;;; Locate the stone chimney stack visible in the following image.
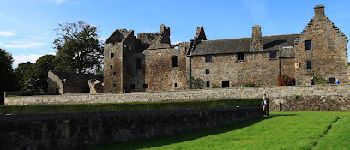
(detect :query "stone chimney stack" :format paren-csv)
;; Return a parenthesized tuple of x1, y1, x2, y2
(250, 25, 263, 51)
(159, 24, 171, 44)
(314, 4, 325, 18)
(194, 26, 207, 42)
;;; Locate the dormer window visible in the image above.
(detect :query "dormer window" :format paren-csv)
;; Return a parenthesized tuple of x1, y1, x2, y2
(205, 55, 213, 63)
(237, 52, 245, 61)
(305, 40, 312, 50)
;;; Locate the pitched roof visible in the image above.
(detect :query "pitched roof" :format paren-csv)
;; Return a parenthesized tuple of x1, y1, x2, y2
(190, 34, 300, 56)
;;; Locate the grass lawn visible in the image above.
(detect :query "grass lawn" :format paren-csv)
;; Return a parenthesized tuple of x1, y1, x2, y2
(91, 112, 350, 150)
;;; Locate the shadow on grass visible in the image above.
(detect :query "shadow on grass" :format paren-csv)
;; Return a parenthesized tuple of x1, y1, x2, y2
(89, 113, 297, 150)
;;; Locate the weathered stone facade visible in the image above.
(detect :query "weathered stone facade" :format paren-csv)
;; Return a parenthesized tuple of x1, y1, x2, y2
(47, 71, 103, 95)
(104, 5, 348, 93)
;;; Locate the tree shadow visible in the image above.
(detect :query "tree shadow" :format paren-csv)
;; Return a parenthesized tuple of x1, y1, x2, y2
(89, 113, 297, 150)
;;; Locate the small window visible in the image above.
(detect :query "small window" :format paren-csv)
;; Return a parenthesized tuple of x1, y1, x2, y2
(174, 83, 178, 87)
(130, 84, 136, 89)
(111, 53, 115, 58)
(172, 56, 178, 67)
(143, 84, 148, 88)
(206, 81, 210, 87)
(205, 55, 213, 63)
(305, 40, 312, 50)
(113, 72, 116, 76)
(113, 83, 116, 87)
(110, 65, 113, 69)
(306, 60, 312, 70)
(328, 77, 335, 84)
(205, 69, 210, 74)
(269, 51, 277, 59)
(136, 57, 142, 69)
(222, 81, 230, 88)
(237, 52, 245, 61)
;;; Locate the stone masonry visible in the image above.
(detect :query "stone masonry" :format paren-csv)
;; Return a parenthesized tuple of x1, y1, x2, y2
(104, 5, 348, 93)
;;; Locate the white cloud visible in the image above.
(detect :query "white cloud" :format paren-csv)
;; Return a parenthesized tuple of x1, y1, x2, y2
(172, 41, 183, 45)
(0, 31, 16, 37)
(13, 54, 42, 68)
(0, 41, 45, 49)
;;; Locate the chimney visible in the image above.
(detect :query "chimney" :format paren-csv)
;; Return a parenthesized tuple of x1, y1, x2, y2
(250, 25, 263, 51)
(314, 4, 325, 17)
(194, 26, 207, 42)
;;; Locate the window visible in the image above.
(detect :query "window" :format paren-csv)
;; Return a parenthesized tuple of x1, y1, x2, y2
(111, 53, 115, 58)
(136, 57, 142, 69)
(237, 52, 245, 61)
(328, 77, 335, 84)
(205, 55, 213, 63)
(269, 51, 277, 59)
(205, 69, 210, 74)
(110, 65, 112, 69)
(113, 72, 116, 76)
(174, 83, 178, 87)
(305, 40, 312, 50)
(222, 81, 230, 88)
(143, 84, 148, 88)
(206, 81, 210, 87)
(306, 60, 312, 70)
(172, 56, 178, 67)
(130, 84, 136, 89)
(113, 83, 116, 87)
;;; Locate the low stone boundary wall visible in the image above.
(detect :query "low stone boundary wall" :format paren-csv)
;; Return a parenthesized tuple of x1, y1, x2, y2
(5, 85, 350, 108)
(0, 106, 262, 150)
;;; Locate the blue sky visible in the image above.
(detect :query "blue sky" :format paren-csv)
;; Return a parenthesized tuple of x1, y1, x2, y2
(0, 0, 349, 67)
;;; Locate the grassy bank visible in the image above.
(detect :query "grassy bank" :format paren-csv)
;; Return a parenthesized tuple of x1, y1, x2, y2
(91, 112, 350, 150)
(0, 99, 260, 115)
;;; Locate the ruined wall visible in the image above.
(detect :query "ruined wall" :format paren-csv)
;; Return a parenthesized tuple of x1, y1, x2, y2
(144, 46, 187, 92)
(190, 52, 294, 87)
(294, 5, 348, 85)
(47, 71, 63, 95)
(0, 107, 262, 150)
(6, 85, 350, 107)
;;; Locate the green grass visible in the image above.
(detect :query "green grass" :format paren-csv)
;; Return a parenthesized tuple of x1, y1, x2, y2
(91, 112, 350, 150)
(0, 99, 260, 115)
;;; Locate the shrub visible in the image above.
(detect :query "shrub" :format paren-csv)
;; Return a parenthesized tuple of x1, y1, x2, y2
(190, 76, 205, 89)
(312, 74, 327, 85)
(242, 82, 256, 87)
(277, 74, 295, 86)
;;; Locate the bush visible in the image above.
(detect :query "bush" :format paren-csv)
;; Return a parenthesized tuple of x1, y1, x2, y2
(190, 76, 205, 89)
(312, 74, 327, 85)
(277, 74, 295, 86)
(242, 82, 256, 87)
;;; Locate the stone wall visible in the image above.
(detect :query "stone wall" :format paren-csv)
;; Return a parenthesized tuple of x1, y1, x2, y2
(5, 85, 350, 110)
(190, 52, 294, 87)
(0, 107, 262, 150)
(144, 46, 187, 92)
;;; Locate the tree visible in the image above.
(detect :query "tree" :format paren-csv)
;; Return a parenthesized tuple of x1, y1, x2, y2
(53, 21, 103, 74)
(15, 62, 34, 90)
(0, 49, 17, 92)
(22, 55, 56, 95)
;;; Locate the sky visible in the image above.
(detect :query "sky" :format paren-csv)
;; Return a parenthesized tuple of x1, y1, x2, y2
(0, 0, 350, 67)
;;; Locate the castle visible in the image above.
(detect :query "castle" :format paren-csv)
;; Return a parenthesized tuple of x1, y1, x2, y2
(103, 4, 348, 93)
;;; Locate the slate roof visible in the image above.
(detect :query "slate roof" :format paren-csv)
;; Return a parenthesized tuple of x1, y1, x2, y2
(190, 34, 300, 56)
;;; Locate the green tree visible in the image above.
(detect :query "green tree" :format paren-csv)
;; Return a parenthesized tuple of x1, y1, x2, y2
(15, 62, 34, 90)
(23, 55, 56, 94)
(0, 49, 17, 92)
(53, 21, 103, 74)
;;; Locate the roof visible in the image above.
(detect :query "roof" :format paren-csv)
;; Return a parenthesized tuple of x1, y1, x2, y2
(190, 34, 300, 56)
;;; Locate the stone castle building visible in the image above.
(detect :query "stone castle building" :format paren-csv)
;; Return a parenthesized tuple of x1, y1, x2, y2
(104, 5, 348, 93)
